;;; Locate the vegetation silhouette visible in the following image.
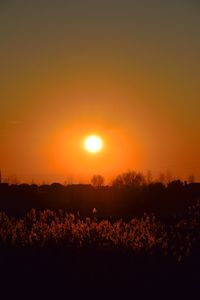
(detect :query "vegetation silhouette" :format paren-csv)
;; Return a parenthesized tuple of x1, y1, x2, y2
(91, 174, 104, 188)
(0, 171, 199, 221)
(0, 171, 200, 297)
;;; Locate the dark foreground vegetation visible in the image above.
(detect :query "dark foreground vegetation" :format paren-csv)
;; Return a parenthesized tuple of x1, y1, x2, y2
(0, 176, 200, 220)
(1, 174, 200, 298)
(0, 201, 200, 298)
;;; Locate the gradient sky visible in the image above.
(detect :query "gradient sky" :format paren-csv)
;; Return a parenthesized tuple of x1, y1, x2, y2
(0, 0, 200, 183)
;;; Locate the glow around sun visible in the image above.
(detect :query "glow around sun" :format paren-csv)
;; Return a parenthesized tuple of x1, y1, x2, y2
(83, 135, 103, 153)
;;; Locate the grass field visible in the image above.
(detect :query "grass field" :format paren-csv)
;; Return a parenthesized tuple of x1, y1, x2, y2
(0, 200, 200, 298)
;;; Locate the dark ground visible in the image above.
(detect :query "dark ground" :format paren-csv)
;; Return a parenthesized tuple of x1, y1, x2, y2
(1, 181, 200, 298)
(0, 247, 199, 299)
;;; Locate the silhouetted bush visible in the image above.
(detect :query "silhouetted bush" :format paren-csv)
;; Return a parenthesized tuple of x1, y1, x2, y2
(0, 199, 200, 262)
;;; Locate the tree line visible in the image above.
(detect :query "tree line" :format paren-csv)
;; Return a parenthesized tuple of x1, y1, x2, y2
(0, 171, 199, 220)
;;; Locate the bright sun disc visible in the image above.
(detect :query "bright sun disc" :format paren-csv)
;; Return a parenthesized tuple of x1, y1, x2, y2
(84, 135, 103, 153)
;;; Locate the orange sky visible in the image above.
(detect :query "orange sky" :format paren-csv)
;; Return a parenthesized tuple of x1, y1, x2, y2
(0, 1, 200, 183)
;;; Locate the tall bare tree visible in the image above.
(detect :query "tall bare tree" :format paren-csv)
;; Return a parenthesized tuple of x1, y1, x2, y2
(91, 175, 104, 188)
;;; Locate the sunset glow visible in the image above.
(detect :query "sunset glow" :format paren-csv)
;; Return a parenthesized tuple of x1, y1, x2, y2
(83, 135, 103, 153)
(0, 1, 199, 183)
(1, 1, 200, 295)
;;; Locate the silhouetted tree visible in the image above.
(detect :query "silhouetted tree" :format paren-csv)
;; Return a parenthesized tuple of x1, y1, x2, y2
(112, 171, 145, 188)
(166, 170, 173, 184)
(158, 172, 166, 185)
(188, 174, 195, 184)
(91, 175, 104, 188)
(167, 180, 184, 191)
(146, 170, 153, 184)
(157, 171, 173, 185)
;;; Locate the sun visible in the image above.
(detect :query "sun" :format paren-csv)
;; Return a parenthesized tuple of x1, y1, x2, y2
(83, 135, 103, 153)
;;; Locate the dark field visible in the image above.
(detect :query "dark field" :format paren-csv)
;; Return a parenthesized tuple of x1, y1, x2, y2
(0, 181, 200, 298)
(1, 247, 200, 299)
